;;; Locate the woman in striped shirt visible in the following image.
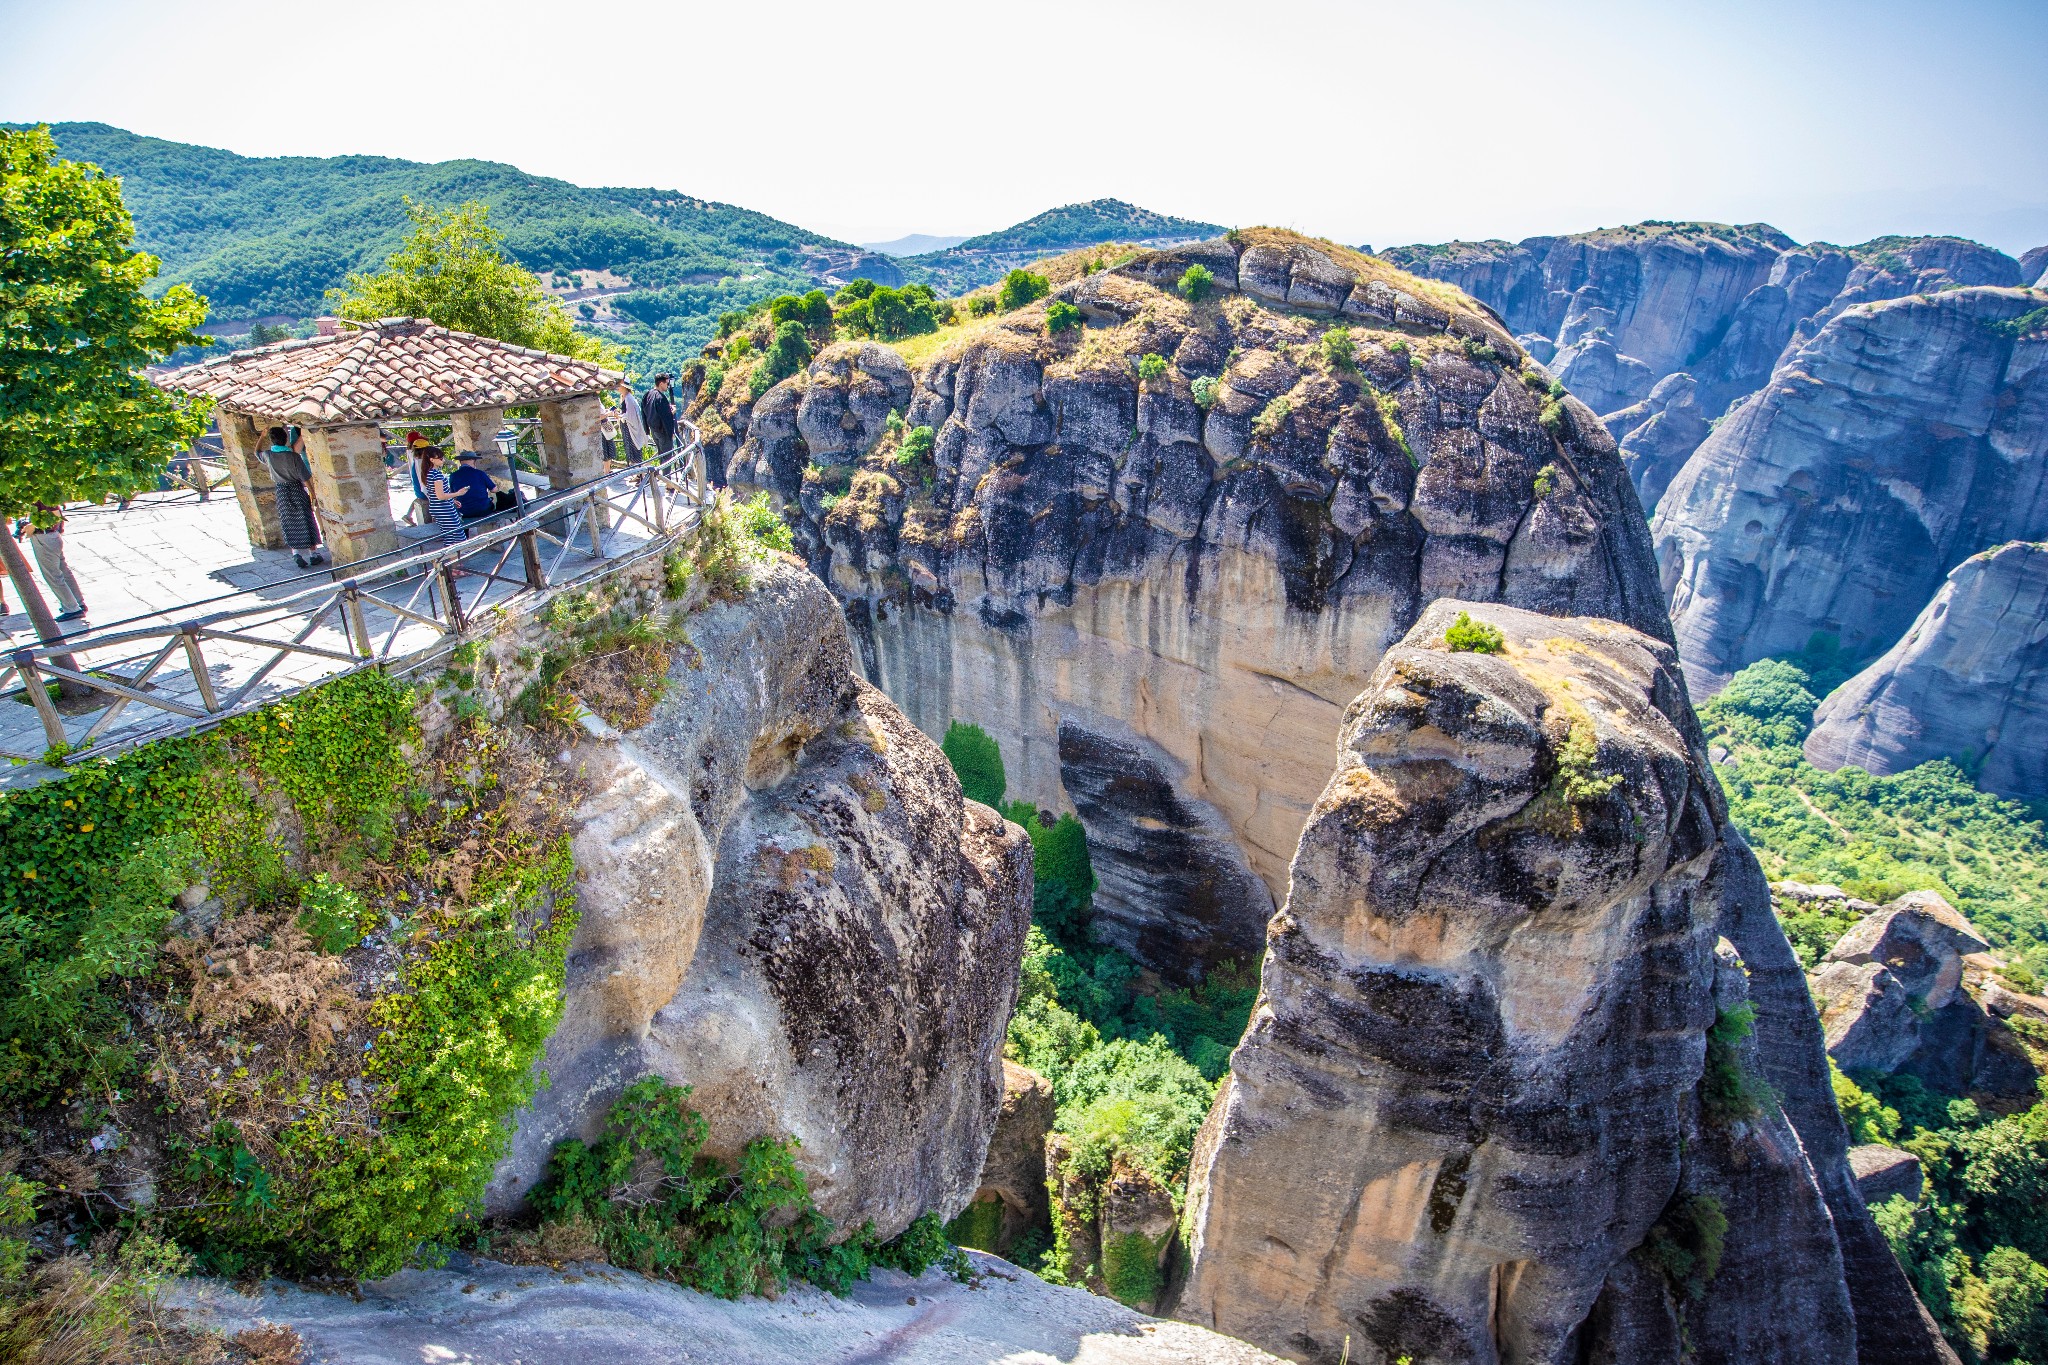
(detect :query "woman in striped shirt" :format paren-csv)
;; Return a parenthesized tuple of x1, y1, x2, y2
(414, 445, 467, 548)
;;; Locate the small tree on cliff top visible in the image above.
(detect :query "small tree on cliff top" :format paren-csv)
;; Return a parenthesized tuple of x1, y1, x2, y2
(329, 199, 619, 365)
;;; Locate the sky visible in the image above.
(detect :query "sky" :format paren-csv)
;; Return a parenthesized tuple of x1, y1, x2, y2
(4, 0, 2047, 254)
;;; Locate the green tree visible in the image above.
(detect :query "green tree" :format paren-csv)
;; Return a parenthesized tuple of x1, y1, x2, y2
(942, 722, 1006, 807)
(0, 126, 211, 656)
(997, 269, 1050, 312)
(328, 199, 617, 364)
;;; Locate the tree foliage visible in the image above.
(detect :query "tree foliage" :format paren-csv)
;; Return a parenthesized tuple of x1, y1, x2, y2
(941, 722, 1006, 807)
(0, 126, 211, 520)
(328, 199, 618, 364)
(996, 269, 1050, 312)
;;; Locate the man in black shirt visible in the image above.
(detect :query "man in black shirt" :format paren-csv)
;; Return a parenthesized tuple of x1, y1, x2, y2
(640, 373, 678, 454)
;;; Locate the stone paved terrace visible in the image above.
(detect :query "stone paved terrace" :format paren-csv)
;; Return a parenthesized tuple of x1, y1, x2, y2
(1, 457, 696, 787)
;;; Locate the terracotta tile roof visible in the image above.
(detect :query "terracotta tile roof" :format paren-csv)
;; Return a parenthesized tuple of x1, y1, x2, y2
(162, 318, 621, 425)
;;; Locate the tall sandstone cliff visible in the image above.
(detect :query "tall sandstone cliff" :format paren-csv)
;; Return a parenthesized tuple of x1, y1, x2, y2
(485, 560, 1034, 1237)
(1174, 601, 1947, 1365)
(1804, 540, 2048, 802)
(1385, 226, 2025, 512)
(1651, 286, 2048, 693)
(709, 231, 1668, 981)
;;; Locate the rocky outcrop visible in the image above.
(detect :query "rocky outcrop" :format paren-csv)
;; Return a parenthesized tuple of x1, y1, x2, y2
(705, 230, 1671, 981)
(1173, 599, 1884, 1365)
(1652, 286, 2048, 692)
(1807, 890, 2041, 1102)
(486, 560, 1034, 1239)
(956, 1060, 1055, 1253)
(1605, 372, 1713, 512)
(1851, 1146, 1924, 1207)
(1385, 226, 2027, 510)
(1805, 540, 2048, 802)
(172, 1248, 1289, 1365)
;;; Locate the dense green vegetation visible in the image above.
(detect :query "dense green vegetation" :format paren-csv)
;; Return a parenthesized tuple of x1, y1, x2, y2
(939, 725, 1256, 1293)
(904, 199, 1222, 293)
(523, 1076, 966, 1298)
(30, 121, 850, 373)
(1701, 658, 2048, 973)
(1707, 657, 2048, 1358)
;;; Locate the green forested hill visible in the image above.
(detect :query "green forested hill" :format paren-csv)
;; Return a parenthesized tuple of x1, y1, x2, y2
(900, 198, 1223, 293)
(29, 122, 891, 373)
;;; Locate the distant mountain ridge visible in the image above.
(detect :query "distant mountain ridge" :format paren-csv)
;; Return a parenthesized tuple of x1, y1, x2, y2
(861, 233, 970, 257)
(900, 198, 1224, 293)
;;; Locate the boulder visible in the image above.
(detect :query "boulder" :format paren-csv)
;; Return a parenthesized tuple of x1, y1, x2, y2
(1174, 600, 1860, 1365)
(1850, 1145, 1925, 1207)
(486, 561, 1034, 1240)
(1805, 540, 2048, 803)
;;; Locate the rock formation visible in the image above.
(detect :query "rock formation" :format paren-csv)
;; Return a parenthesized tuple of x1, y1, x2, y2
(1805, 889, 2041, 1102)
(705, 230, 1671, 981)
(1172, 599, 1917, 1365)
(1385, 226, 2027, 512)
(486, 559, 1034, 1239)
(1849, 1145, 1924, 1207)
(1652, 286, 2048, 692)
(1805, 540, 2048, 802)
(953, 1059, 1056, 1253)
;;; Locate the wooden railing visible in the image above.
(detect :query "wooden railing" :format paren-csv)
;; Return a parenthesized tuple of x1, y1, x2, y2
(2, 423, 707, 771)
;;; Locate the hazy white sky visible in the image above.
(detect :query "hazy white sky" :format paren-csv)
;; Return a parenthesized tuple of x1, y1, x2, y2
(5, 0, 2046, 252)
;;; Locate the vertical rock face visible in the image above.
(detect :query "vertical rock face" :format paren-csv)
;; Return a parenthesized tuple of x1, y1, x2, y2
(1386, 226, 2026, 511)
(1804, 541, 2048, 802)
(1652, 287, 2048, 692)
(709, 231, 1672, 981)
(488, 561, 1034, 1239)
(1174, 600, 1888, 1365)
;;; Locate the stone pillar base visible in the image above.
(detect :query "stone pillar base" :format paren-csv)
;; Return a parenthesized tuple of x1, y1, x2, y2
(218, 409, 285, 551)
(304, 422, 400, 565)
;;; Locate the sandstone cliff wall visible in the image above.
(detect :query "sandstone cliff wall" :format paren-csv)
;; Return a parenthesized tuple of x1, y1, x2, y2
(487, 560, 1034, 1239)
(1652, 286, 2048, 693)
(1805, 540, 2048, 801)
(1173, 600, 1944, 1365)
(709, 232, 1670, 982)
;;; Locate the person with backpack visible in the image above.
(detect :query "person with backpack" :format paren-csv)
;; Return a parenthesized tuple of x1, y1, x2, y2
(640, 373, 678, 455)
(264, 426, 327, 568)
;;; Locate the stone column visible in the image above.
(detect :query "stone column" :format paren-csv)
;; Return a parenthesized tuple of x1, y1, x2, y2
(217, 409, 285, 550)
(537, 395, 607, 490)
(302, 422, 399, 565)
(450, 406, 511, 483)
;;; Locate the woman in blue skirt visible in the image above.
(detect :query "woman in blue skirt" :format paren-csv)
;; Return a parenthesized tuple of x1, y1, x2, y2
(414, 445, 467, 548)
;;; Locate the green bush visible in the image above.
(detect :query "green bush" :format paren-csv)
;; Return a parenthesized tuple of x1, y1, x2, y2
(1001, 801, 1097, 945)
(1190, 376, 1221, 409)
(1320, 327, 1355, 370)
(1252, 396, 1291, 439)
(840, 282, 944, 341)
(1643, 1194, 1729, 1301)
(895, 424, 936, 466)
(1460, 336, 1502, 365)
(1701, 1002, 1770, 1123)
(1046, 300, 1082, 333)
(1533, 463, 1557, 498)
(997, 269, 1050, 312)
(1177, 264, 1213, 303)
(1052, 1035, 1213, 1189)
(733, 490, 794, 554)
(1834, 1062, 1900, 1144)
(1443, 611, 1504, 654)
(1374, 390, 1416, 466)
(1136, 353, 1168, 381)
(942, 722, 1006, 806)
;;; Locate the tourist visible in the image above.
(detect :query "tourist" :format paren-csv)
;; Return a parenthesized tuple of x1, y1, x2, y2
(615, 377, 650, 461)
(414, 445, 466, 548)
(265, 426, 327, 568)
(449, 451, 510, 520)
(641, 373, 678, 455)
(15, 504, 87, 622)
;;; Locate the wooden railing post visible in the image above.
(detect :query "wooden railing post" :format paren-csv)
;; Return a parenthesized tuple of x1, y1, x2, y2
(519, 529, 545, 588)
(435, 560, 465, 633)
(584, 492, 608, 561)
(180, 627, 221, 713)
(342, 584, 374, 659)
(646, 467, 667, 533)
(13, 651, 66, 751)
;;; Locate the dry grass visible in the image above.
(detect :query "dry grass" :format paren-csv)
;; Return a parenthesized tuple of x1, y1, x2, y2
(167, 913, 361, 1058)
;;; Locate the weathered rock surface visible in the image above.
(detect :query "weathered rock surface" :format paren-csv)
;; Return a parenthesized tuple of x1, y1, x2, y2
(1386, 226, 2026, 509)
(1851, 1145, 1925, 1207)
(486, 559, 1034, 1239)
(1652, 286, 2048, 692)
(960, 1059, 1055, 1252)
(1805, 540, 2048, 801)
(1173, 600, 1872, 1365)
(706, 230, 1671, 981)
(170, 1250, 1288, 1365)
(1808, 891, 2040, 1102)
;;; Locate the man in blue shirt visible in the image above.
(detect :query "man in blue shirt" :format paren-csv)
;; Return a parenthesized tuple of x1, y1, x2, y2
(449, 451, 507, 520)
